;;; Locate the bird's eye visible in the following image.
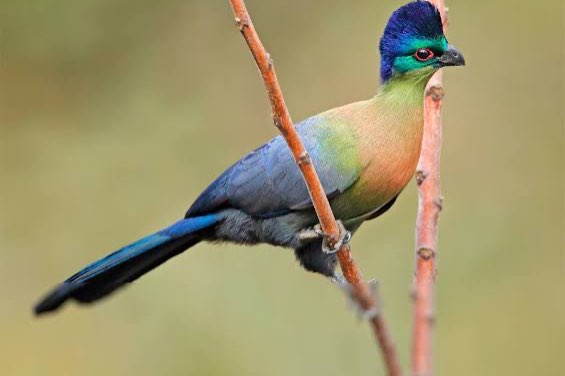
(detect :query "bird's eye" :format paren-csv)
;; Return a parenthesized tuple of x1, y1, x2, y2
(414, 48, 434, 62)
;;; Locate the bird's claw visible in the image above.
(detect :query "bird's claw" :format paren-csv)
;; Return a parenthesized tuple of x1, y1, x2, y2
(321, 220, 351, 254)
(331, 275, 380, 320)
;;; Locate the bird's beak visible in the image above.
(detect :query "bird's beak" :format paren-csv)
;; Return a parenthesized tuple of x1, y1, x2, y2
(438, 45, 465, 67)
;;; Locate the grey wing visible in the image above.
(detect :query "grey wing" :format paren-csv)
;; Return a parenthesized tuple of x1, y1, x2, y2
(186, 117, 360, 218)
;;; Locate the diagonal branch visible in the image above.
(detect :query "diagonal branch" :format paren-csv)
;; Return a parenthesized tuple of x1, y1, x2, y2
(412, 1, 448, 375)
(227, 1, 402, 375)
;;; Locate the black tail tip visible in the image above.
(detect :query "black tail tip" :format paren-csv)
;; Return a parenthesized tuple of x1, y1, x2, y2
(34, 283, 76, 316)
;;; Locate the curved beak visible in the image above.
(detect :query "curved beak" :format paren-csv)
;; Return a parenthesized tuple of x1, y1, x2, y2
(438, 45, 465, 67)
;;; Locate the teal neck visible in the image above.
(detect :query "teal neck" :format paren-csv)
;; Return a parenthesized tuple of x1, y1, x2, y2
(377, 67, 437, 108)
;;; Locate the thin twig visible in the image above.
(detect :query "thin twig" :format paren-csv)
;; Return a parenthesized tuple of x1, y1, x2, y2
(412, 1, 448, 376)
(227, 1, 402, 375)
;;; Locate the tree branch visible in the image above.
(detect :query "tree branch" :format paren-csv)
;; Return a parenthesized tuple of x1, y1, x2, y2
(227, 1, 402, 375)
(412, 1, 448, 375)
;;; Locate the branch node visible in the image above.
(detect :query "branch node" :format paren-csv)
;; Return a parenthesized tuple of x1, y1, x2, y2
(272, 114, 282, 129)
(297, 151, 311, 166)
(417, 248, 435, 261)
(363, 279, 382, 320)
(234, 17, 248, 31)
(266, 53, 273, 68)
(363, 306, 381, 321)
(426, 85, 444, 102)
(434, 196, 444, 211)
(415, 170, 428, 186)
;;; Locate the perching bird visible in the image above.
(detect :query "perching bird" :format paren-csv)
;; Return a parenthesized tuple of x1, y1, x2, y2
(35, 1, 464, 315)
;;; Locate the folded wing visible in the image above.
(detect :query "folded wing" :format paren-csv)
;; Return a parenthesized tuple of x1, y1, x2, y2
(186, 116, 361, 218)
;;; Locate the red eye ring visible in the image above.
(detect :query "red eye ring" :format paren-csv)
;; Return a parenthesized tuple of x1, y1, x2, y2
(414, 48, 434, 62)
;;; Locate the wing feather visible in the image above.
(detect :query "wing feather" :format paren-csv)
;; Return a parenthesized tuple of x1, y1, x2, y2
(186, 116, 361, 218)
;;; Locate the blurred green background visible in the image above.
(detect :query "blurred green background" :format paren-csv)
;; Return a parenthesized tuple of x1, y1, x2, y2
(1, 0, 563, 375)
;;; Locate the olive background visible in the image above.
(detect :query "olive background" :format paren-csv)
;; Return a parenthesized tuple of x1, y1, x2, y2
(1, 1, 563, 375)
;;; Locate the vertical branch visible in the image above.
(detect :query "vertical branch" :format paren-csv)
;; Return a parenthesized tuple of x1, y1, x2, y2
(227, 1, 402, 375)
(412, 1, 448, 376)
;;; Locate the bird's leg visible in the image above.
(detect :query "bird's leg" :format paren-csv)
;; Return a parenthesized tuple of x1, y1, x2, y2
(295, 224, 325, 241)
(330, 274, 380, 320)
(296, 220, 351, 254)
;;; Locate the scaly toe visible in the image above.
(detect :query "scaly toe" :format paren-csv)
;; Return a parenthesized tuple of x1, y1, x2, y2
(322, 238, 341, 254)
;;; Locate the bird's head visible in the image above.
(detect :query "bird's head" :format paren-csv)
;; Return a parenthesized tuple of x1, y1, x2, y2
(379, 1, 465, 84)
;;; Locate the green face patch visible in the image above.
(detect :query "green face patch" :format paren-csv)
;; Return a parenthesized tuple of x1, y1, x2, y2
(392, 36, 448, 75)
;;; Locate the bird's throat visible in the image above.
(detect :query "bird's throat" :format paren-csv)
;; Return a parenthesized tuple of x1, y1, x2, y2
(379, 67, 437, 107)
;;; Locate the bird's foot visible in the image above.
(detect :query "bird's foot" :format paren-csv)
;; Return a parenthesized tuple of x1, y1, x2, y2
(296, 220, 351, 254)
(330, 275, 380, 320)
(320, 220, 351, 254)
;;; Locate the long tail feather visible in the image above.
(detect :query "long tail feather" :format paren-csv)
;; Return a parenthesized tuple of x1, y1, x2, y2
(34, 214, 218, 315)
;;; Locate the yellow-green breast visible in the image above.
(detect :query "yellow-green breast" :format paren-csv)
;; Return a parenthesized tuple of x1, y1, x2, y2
(322, 70, 432, 220)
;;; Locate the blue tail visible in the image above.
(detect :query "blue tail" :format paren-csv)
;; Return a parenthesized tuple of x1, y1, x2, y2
(34, 214, 218, 315)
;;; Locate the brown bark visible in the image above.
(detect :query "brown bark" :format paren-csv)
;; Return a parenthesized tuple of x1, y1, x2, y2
(412, 1, 448, 376)
(227, 1, 402, 375)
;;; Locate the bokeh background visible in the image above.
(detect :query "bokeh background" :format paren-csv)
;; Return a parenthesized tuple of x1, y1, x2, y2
(1, 0, 563, 375)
